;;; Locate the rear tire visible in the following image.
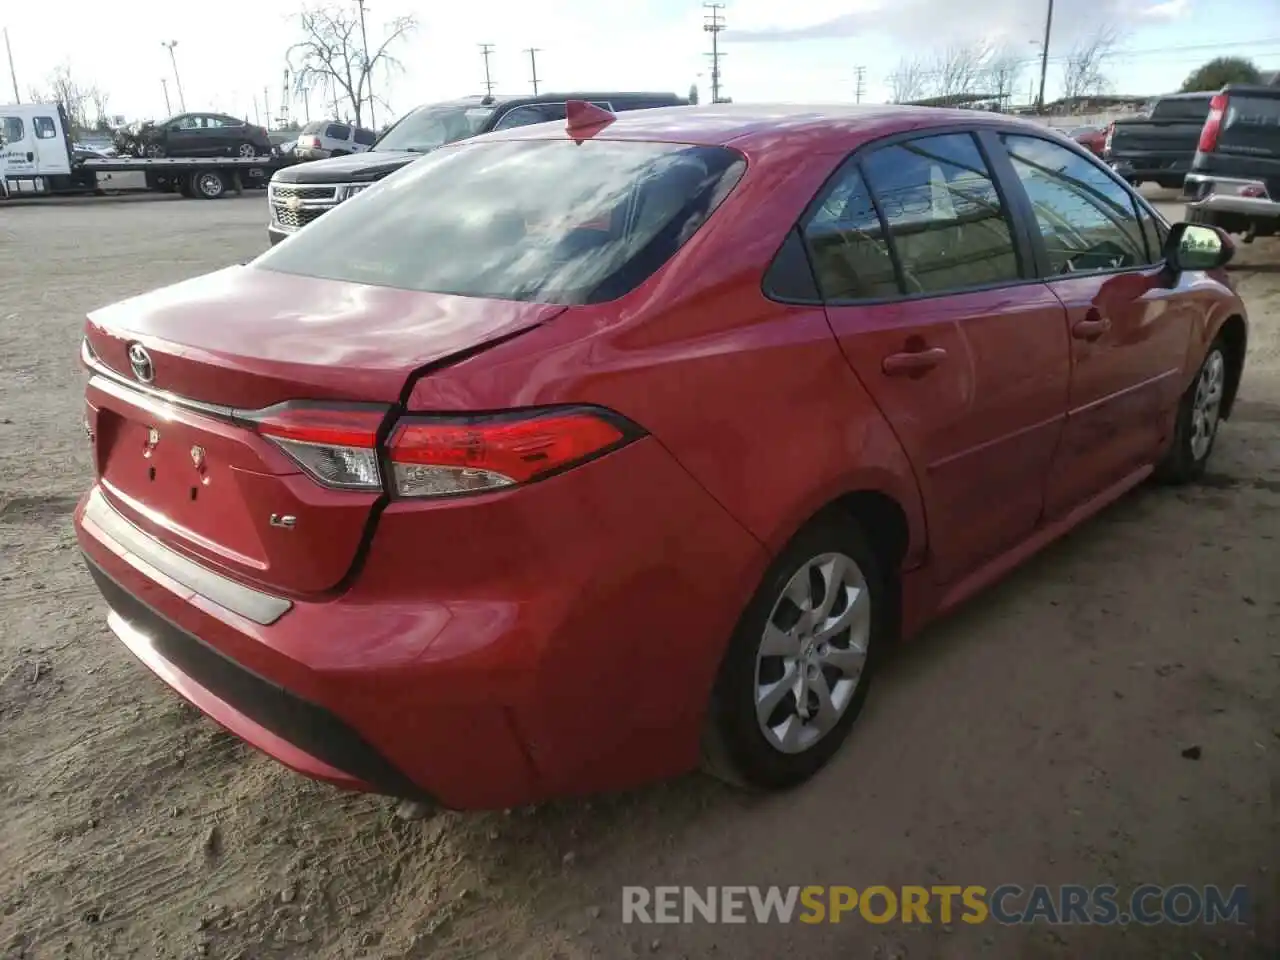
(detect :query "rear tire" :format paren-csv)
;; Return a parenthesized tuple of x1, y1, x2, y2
(1155, 337, 1227, 485)
(235, 142, 257, 159)
(701, 512, 885, 791)
(191, 171, 226, 200)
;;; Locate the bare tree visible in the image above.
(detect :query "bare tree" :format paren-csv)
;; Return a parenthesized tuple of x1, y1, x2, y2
(289, 4, 417, 127)
(28, 63, 103, 134)
(889, 56, 928, 103)
(929, 41, 992, 99)
(1061, 26, 1121, 101)
(983, 45, 1025, 107)
(90, 89, 111, 130)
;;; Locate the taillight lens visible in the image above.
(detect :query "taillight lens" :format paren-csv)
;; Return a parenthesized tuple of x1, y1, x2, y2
(1103, 122, 1114, 153)
(388, 408, 637, 499)
(253, 405, 387, 490)
(1198, 94, 1227, 153)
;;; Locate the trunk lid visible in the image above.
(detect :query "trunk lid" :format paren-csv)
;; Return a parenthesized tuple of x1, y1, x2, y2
(84, 265, 563, 596)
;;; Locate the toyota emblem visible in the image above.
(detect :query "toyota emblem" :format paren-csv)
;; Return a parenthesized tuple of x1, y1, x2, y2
(127, 343, 154, 384)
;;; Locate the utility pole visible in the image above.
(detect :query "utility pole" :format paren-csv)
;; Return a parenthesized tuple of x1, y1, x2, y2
(702, 3, 726, 104)
(264, 85, 271, 128)
(854, 65, 866, 103)
(160, 78, 171, 115)
(478, 44, 496, 96)
(355, 0, 375, 127)
(162, 41, 186, 113)
(1036, 0, 1054, 111)
(281, 68, 290, 125)
(3, 27, 18, 103)
(524, 48, 541, 94)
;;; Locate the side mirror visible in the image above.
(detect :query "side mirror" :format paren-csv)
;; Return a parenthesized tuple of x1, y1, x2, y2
(1164, 221, 1234, 272)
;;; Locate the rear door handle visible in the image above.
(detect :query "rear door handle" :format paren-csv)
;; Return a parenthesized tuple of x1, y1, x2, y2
(882, 347, 948, 376)
(1072, 312, 1111, 341)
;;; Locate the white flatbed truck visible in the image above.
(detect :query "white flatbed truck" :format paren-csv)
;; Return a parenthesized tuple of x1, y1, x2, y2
(1, 103, 282, 200)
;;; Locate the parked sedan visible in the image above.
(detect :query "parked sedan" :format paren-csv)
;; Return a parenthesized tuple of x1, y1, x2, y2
(76, 102, 1246, 810)
(114, 113, 272, 158)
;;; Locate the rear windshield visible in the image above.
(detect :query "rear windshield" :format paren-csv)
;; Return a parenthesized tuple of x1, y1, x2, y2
(300, 121, 327, 134)
(1222, 95, 1280, 139)
(1151, 97, 1211, 121)
(254, 139, 746, 304)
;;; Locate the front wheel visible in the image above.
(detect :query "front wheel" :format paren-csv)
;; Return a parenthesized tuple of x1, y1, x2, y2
(1155, 338, 1227, 484)
(701, 513, 884, 791)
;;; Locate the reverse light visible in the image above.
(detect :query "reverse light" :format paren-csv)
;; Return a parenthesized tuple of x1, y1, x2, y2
(387, 408, 637, 499)
(253, 405, 387, 490)
(1198, 93, 1228, 153)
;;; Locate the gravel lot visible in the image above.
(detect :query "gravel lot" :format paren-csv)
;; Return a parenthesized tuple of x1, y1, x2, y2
(0, 192, 1277, 960)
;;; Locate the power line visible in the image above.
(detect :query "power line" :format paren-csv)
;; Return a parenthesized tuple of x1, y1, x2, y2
(703, 3, 727, 104)
(524, 47, 541, 94)
(478, 43, 496, 97)
(356, 0, 375, 127)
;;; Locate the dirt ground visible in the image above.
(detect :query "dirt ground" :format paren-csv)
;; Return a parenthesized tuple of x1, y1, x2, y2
(0, 191, 1276, 960)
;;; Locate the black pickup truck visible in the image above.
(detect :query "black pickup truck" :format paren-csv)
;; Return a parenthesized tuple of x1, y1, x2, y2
(1182, 83, 1280, 240)
(1106, 91, 1213, 189)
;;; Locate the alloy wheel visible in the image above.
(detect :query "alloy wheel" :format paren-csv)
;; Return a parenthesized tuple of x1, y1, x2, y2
(754, 552, 871, 755)
(1190, 348, 1225, 461)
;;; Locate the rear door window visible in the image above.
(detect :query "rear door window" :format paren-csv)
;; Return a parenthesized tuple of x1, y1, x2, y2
(353, 127, 377, 146)
(860, 132, 1022, 295)
(492, 104, 566, 130)
(254, 139, 746, 304)
(1000, 134, 1150, 273)
(33, 116, 57, 139)
(800, 162, 900, 300)
(325, 123, 352, 141)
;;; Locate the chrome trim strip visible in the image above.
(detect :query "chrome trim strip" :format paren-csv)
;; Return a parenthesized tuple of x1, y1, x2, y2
(83, 340, 238, 420)
(84, 489, 293, 626)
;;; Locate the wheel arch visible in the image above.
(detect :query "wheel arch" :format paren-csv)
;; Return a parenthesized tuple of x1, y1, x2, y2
(1214, 313, 1247, 420)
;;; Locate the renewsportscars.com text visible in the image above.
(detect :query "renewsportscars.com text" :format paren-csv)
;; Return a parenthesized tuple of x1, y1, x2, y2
(622, 884, 1251, 926)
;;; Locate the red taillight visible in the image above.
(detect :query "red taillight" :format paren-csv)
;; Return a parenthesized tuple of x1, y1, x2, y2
(387, 408, 635, 498)
(1198, 93, 1228, 153)
(1103, 122, 1115, 153)
(253, 404, 388, 490)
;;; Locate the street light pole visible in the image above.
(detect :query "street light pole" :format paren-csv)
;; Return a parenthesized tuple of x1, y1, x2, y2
(3, 27, 19, 103)
(160, 78, 171, 115)
(162, 41, 186, 113)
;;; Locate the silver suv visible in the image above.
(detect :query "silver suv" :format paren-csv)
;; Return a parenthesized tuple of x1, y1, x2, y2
(295, 120, 378, 160)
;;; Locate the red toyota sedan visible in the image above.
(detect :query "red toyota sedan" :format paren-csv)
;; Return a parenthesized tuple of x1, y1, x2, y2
(75, 102, 1247, 809)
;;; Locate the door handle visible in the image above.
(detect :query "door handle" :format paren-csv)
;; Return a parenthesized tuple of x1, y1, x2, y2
(1072, 311, 1111, 341)
(882, 347, 948, 376)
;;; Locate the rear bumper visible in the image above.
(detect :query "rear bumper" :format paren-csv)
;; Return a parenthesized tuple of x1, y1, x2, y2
(75, 437, 766, 809)
(1108, 156, 1189, 182)
(1182, 173, 1280, 220)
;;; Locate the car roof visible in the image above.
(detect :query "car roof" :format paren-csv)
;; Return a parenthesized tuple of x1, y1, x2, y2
(480, 102, 1054, 151)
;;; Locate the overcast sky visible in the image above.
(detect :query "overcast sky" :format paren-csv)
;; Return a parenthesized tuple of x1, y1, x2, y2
(3, 0, 1277, 125)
